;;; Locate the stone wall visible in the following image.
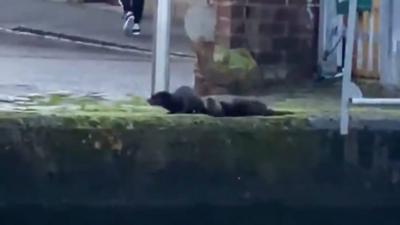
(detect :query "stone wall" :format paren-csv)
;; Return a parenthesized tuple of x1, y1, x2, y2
(1, 114, 400, 209)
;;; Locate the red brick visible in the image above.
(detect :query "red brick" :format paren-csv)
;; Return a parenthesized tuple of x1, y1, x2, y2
(254, 52, 283, 64)
(212, 0, 319, 81)
(259, 22, 287, 36)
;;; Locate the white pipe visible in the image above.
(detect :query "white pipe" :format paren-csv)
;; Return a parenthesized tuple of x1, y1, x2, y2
(151, 0, 172, 94)
(351, 98, 400, 105)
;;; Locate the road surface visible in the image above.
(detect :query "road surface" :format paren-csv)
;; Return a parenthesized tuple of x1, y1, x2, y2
(0, 31, 194, 99)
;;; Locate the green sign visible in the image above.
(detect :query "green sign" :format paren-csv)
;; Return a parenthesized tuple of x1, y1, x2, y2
(336, 0, 372, 15)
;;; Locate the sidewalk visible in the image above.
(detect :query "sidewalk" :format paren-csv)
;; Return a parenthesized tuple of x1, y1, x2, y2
(0, 0, 193, 57)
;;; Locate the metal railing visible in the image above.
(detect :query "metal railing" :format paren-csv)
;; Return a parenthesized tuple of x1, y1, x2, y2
(340, 0, 400, 135)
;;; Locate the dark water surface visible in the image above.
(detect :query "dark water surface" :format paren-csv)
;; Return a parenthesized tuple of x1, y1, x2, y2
(0, 204, 399, 225)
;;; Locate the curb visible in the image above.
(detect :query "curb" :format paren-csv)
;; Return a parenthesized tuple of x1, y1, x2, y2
(1, 26, 195, 60)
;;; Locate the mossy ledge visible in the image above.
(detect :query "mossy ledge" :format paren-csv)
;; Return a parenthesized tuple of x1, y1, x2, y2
(0, 95, 400, 209)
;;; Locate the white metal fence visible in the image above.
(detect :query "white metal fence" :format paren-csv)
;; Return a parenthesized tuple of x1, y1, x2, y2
(336, 0, 400, 135)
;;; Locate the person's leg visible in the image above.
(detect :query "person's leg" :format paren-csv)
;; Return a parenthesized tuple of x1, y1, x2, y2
(132, 0, 144, 23)
(131, 0, 144, 35)
(120, 0, 133, 13)
(120, 0, 135, 35)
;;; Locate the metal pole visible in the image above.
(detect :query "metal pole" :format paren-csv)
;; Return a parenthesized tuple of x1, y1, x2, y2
(151, 0, 172, 94)
(351, 98, 400, 105)
(340, 0, 358, 135)
(318, 0, 328, 64)
(151, 0, 158, 95)
(337, 0, 400, 134)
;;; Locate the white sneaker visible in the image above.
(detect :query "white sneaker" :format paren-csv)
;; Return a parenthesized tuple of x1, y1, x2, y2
(132, 23, 141, 36)
(123, 12, 134, 35)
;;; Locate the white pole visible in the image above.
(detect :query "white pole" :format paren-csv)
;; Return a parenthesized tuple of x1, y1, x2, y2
(151, 0, 172, 94)
(340, 0, 358, 135)
(351, 98, 400, 105)
(151, 0, 158, 94)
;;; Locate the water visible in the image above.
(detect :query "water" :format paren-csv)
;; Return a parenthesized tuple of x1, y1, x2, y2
(0, 204, 399, 225)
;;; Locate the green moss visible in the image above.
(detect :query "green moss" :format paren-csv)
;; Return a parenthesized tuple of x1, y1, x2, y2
(213, 45, 257, 74)
(0, 90, 399, 131)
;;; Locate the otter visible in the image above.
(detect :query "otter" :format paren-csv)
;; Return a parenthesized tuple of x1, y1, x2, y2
(205, 98, 292, 117)
(147, 86, 207, 114)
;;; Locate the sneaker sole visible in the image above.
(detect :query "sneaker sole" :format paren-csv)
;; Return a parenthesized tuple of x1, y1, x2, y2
(123, 17, 135, 35)
(132, 31, 141, 36)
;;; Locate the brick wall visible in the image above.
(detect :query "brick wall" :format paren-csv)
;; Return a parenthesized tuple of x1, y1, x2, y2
(214, 0, 319, 82)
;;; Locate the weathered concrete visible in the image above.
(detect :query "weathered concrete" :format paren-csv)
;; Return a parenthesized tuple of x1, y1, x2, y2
(0, 85, 399, 225)
(0, 93, 400, 210)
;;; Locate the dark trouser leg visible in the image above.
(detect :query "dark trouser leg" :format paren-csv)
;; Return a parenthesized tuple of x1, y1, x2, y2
(120, 0, 133, 13)
(132, 0, 145, 23)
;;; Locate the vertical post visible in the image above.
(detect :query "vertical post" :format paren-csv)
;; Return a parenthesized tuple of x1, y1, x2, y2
(151, 0, 158, 95)
(337, 15, 344, 68)
(340, 0, 358, 135)
(318, 0, 327, 64)
(151, 0, 172, 94)
(379, 0, 389, 81)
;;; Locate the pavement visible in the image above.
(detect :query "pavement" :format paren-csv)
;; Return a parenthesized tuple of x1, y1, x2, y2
(0, 0, 195, 99)
(0, 30, 194, 99)
(0, 0, 193, 57)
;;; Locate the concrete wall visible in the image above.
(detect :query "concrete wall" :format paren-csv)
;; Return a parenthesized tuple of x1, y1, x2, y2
(1, 114, 400, 209)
